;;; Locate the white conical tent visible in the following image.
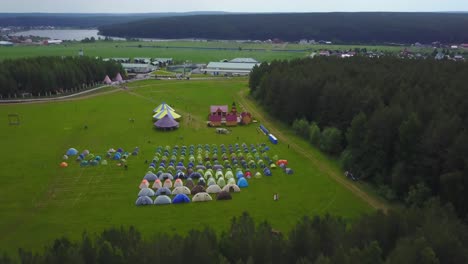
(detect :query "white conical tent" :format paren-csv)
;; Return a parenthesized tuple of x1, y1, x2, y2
(153, 102, 175, 113)
(103, 75, 112, 84)
(115, 73, 123, 82)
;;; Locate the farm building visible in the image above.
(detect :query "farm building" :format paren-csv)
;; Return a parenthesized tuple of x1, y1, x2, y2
(226, 113, 238, 126)
(121, 63, 157, 73)
(229, 58, 259, 63)
(153, 58, 173, 67)
(134, 57, 152, 64)
(108, 58, 131, 63)
(203, 62, 260, 76)
(210, 105, 228, 117)
(0, 41, 13, 46)
(209, 115, 222, 127)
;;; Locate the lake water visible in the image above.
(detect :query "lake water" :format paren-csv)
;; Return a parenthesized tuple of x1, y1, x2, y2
(11, 29, 102, 41)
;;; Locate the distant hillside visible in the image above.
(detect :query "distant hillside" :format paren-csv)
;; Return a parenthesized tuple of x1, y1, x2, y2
(98, 12, 468, 43)
(0, 12, 228, 28)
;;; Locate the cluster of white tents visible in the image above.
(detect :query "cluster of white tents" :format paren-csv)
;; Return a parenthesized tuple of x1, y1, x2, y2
(103, 73, 124, 85)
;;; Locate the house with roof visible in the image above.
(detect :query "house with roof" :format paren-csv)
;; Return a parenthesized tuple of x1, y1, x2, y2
(209, 115, 222, 127)
(210, 105, 228, 117)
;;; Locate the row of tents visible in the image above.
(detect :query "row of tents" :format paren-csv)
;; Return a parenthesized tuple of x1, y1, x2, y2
(136, 191, 232, 206)
(139, 178, 246, 192)
(143, 169, 267, 181)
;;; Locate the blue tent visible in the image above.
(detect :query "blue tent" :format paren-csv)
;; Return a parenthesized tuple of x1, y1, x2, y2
(135, 196, 153, 206)
(144, 172, 158, 181)
(66, 148, 79, 156)
(155, 187, 172, 196)
(237, 177, 249, 188)
(236, 171, 244, 179)
(286, 168, 294, 175)
(172, 193, 191, 204)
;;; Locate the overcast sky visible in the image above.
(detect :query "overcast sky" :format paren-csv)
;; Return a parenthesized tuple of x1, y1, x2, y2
(2, 0, 467, 13)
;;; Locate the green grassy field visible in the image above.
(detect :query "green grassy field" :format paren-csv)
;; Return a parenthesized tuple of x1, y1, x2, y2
(0, 40, 432, 63)
(0, 79, 374, 254)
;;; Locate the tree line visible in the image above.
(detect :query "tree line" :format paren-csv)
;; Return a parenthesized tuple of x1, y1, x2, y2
(1, 201, 466, 263)
(98, 12, 468, 43)
(0, 57, 125, 97)
(249, 57, 468, 217)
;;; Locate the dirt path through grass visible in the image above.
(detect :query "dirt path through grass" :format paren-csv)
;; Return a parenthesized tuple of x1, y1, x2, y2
(236, 89, 388, 213)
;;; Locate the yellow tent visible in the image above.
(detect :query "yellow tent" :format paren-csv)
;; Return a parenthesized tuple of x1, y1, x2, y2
(153, 109, 181, 120)
(153, 102, 175, 113)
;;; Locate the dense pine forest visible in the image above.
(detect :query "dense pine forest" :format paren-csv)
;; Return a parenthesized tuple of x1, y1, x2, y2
(1, 202, 467, 264)
(98, 13, 468, 43)
(0, 57, 124, 97)
(250, 57, 468, 217)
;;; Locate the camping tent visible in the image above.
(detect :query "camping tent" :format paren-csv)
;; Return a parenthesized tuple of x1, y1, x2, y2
(217, 177, 226, 188)
(173, 179, 183, 188)
(154, 112, 180, 130)
(154, 195, 172, 205)
(66, 148, 78, 156)
(216, 191, 232, 201)
(172, 186, 191, 195)
(191, 185, 206, 195)
(138, 188, 155, 197)
(228, 178, 236, 185)
(197, 178, 206, 187)
(254, 172, 262, 178)
(172, 193, 191, 204)
(60, 162, 68, 168)
(237, 177, 249, 188)
(185, 180, 195, 190)
(139, 180, 149, 189)
(155, 187, 172, 196)
(103, 75, 112, 84)
(222, 184, 241, 193)
(225, 171, 234, 179)
(153, 102, 175, 113)
(159, 173, 174, 180)
(206, 184, 222, 194)
(286, 168, 294, 175)
(163, 179, 173, 188)
(115, 73, 123, 82)
(152, 179, 162, 190)
(144, 172, 158, 181)
(192, 192, 213, 202)
(207, 177, 217, 186)
(135, 196, 153, 206)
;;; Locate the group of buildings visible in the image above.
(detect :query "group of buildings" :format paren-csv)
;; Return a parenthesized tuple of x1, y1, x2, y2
(203, 58, 260, 76)
(102, 57, 173, 73)
(208, 103, 252, 127)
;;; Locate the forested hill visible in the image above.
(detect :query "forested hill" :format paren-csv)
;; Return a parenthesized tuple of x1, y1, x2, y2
(0, 12, 228, 28)
(98, 12, 468, 43)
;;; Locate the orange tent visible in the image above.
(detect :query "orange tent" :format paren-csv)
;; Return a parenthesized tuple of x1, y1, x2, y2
(60, 162, 68, 168)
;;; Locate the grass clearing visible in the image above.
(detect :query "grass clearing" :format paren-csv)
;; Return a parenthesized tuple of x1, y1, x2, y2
(0, 79, 373, 254)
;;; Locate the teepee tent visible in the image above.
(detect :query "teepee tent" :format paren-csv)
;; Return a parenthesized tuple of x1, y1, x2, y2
(172, 193, 191, 204)
(192, 192, 213, 202)
(103, 75, 112, 84)
(135, 196, 153, 206)
(154, 195, 172, 205)
(163, 179, 173, 188)
(115, 73, 123, 82)
(139, 180, 149, 189)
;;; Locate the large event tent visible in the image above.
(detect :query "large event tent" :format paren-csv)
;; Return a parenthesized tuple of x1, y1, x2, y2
(153, 102, 175, 113)
(153, 104, 181, 120)
(154, 113, 179, 130)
